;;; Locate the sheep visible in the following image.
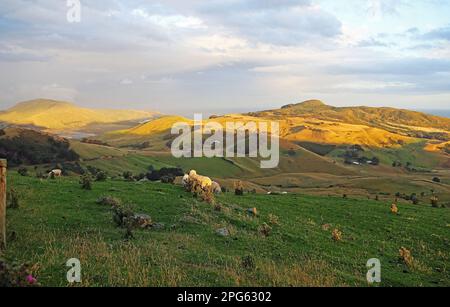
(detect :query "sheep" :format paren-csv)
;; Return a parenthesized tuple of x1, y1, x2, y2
(211, 181, 222, 194)
(182, 174, 190, 188)
(188, 170, 212, 189)
(48, 169, 62, 178)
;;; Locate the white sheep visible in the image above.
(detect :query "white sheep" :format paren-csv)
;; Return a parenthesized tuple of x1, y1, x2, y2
(189, 170, 212, 189)
(182, 174, 190, 188)
(48, 169, 62, 178)
(211, 181, 222, 194)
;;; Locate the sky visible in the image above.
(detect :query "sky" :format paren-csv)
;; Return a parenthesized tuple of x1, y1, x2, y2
(0, 0, 450, 114)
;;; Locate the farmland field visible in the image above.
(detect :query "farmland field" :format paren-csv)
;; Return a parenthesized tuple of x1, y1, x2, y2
(3, 173, 449, 287)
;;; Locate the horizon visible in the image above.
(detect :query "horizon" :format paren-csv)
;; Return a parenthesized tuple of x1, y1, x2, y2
(1, 1, 450, 112)
(2, 97, 450, 119)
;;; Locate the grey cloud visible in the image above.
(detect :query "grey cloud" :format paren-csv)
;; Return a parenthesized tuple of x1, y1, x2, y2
(199, 0, 341, 46)
(422, 25, 450, 41)
(328, 58, 450, 76)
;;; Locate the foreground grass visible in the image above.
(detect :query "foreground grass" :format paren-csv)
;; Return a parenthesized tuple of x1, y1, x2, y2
(3, 174, 449, 287)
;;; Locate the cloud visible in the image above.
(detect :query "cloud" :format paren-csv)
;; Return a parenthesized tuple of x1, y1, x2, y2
(422, 25, 450, 41)
(328, 58, 450, 76)
(199, 0, 342, 46)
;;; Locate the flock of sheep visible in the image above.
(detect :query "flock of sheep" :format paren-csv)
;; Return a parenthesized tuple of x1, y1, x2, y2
(182, 170, 222, 194)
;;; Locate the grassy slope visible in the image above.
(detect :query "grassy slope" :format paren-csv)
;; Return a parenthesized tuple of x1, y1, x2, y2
(3, 173, 449, 287)
(0, 99, 157, 131)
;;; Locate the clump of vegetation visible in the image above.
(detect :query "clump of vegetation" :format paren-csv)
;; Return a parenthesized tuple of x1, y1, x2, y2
(432, 177, 441, 183)
(0, 129, 79, 167)
(332, 229, 342, 242)
(430, 195, 439, 208)
(146, 167, 183, 181)
(122, 171, 134, 181)
(161, 175, 176, 184)
(391, 204, 399, 215)
(7, 188, 20, 209)
(268, 214, 280, 226)
(112, 203, 135, 228)
(411, 194, 419, 205)
(17, 167, 28, 177)
(258, 223, 272, 237)
(234, 181, 244, 196)
(241, 255, 255, 270)
(96, 196, 121, 207)
(0, 259, 39, 287)
(79, 174, 92, 190)
(399, 247, 414, 267)
(95, 171, 108, 182)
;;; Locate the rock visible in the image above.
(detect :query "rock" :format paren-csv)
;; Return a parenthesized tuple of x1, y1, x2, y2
(216, 228, 230, 237)
(133, 214, 152, 229)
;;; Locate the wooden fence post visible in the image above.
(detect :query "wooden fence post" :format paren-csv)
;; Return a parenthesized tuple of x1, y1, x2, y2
(0, 159, 6, 251)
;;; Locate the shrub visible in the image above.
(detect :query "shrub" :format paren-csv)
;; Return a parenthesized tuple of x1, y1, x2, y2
(268, 214, 280, 226)
(258, 223, 272, 237)
(146, 167, 183, 181)
(7, 188, 19, 209)
(430, 195, 439, 208)
(241, 255, 255, 270)
(122, 171, 134, 181)
(111, 203, 135, 228)
(161, 175, 176, 184)
(0, 259, 39, 287)
(95, 171, 107, 182)
(234, 181, 244, 196)
(17, 167, 28, 177)
(411, 194, 419, 205)
(432, 177, 441, 183)
(96, 196, 121, 207)
(79, 174, 92, 190)
(187, 178, 216, 204)
(399, 247, 414, 267)
(391, 204, 399, 214)
(332, 229, 342, 242)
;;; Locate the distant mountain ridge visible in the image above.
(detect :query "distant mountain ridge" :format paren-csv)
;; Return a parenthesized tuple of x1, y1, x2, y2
(252, 100, 450, 132)
(0, 99, 158, 131)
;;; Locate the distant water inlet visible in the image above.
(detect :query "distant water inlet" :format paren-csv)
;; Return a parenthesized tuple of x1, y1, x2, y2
(171, 114, 280, 169)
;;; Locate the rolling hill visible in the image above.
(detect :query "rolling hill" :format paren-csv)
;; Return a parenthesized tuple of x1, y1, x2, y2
(251, 100, 450, 141)
(0, 99, 158, 132)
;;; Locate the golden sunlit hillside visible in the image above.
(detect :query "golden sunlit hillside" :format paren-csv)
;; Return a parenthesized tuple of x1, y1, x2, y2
(0, 99, 158, 131)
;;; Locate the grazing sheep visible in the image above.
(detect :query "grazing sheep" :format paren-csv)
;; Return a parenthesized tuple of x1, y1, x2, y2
(211, 181, 222, 194)
(182, 174, 190, 188)
(188, 170, 212, 189)
(48, 169, 62, 178)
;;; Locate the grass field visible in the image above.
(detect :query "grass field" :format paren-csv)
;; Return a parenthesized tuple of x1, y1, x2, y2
(3, 173, 449, 287)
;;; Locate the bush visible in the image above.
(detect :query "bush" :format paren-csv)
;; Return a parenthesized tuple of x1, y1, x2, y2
(432, 177, 441, 183)
(0, 259, 39, 287)
(234, 181, 244, 196)
(332, 229, 342, 242)
(111, 203, 135, 228)
(399, 247, 414, 267)
(79, 174, 92, 190)
(146, 167, 183, 181)
(122, 171, 134, 181)
(17, 167, 28, 177)
(268, 214, 280, 226)
(192, 181, 215, 204)
(391, 204, 399, 214)
(258, 223, 272, 237)
(161, 175, 176, 184)
(95, 171, 107, 182)
(430, 195, 439, 208)
(7, 188, 19, 209)
(241, 255, 255, 270)
(96, 196, 121, 207)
